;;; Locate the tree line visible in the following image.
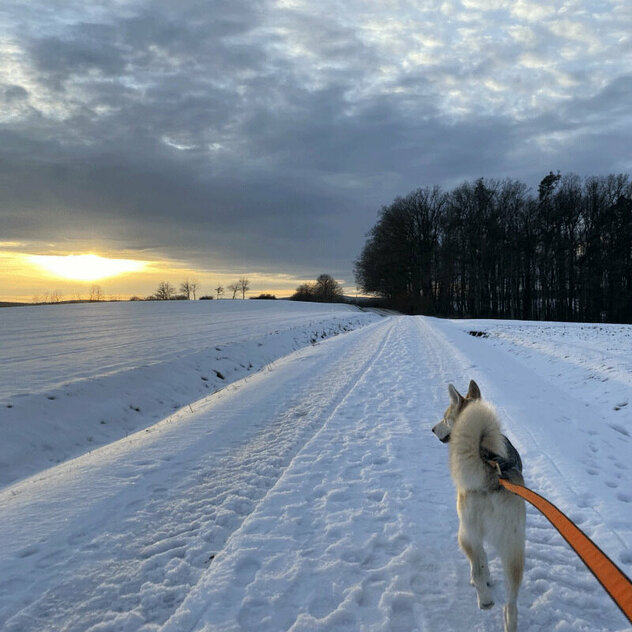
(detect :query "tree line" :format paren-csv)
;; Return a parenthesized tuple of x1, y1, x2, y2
(355, 173, 632, 322)
(148, 278, 251, 300)
(29, 273, 349, 306)
(31, 278, 257, 304)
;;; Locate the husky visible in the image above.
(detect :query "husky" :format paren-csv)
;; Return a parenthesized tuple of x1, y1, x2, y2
(432, 380, 526, 632)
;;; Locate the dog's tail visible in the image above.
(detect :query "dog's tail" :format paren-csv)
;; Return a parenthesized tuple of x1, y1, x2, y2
(449, 401, 507, 492)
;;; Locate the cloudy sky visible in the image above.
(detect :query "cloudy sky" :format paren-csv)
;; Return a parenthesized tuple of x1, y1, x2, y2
(1, 0, 632, 300)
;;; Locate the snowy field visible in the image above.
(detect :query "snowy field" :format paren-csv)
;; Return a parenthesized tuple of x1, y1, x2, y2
(1, 306, 632, 632)
(0, 300, 380, 485)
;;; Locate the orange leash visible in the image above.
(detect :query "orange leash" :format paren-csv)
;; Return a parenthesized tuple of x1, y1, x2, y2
(499, 478, 632, 624)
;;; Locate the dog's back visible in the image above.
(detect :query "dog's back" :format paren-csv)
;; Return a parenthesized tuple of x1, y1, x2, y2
(449, 400, 507, 493)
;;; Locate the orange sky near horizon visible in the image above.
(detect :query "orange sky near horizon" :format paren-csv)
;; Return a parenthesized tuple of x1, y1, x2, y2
(0, 246, 351, 303)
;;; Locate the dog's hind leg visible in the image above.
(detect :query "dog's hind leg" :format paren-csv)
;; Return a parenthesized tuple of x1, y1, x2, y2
(501, 545, 524, 632)
(457, 493, 494, 609)
(497, 496, 525, 632)
(458, 531, 494, 610)
(468, 545, 492, 587)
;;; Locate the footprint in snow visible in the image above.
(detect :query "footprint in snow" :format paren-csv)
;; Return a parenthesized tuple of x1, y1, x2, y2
(366, 489, 386, 503)
(576, 494, 595, 509)
(409, 573, 426, 595)
(237, 597, 270, 629)
(17, 545, 39, 558)
(235, 558, 261, 586)
(308, 594, 341, 619)
(388, 594, 416, 631)
(608, 423, 630, 437)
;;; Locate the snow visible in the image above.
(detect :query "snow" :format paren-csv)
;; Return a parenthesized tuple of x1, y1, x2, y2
(0, 300, 380, 486)
(1, 305, 631, 631)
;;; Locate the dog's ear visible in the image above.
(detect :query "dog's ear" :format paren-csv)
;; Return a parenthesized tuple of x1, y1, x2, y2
(448, 383, 464, 405)
(466, 380, 481, 400)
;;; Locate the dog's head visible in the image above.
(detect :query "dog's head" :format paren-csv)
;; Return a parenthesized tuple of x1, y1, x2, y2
(431, 380, 481, 443)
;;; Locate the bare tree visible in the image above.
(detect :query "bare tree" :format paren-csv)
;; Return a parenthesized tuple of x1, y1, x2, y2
(89, 285, 103, 301)
(313, 274, 344, 302)
(50, 290, 63, 303)
(228, 283, 239, 299)
(180, 279, 192, 300)
(215, 284, 224, 300)
(291, 276, 343, 302)
(238, 277, 250, 299)
(190, 279, 199, 300)
(290, 283, 314, 301)
(154, 281, 175, 300)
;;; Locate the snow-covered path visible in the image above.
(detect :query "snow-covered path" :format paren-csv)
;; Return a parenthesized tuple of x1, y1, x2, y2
(161, 316, 475, 632)
(1, 315, 631, 631)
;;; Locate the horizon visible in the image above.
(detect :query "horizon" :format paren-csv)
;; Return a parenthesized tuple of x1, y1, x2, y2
(0, 250, 362, 303)
(0, 250, 328, 303)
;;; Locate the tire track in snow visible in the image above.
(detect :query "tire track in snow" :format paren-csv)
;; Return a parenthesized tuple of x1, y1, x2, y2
(157, 317, 401, 632)
(162, 316, 517, 631)
(0, 318, 395, 632)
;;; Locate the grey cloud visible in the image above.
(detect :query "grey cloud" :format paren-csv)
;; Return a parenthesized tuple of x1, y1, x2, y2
(28, 25, 126, 87)
(1, 85, 29, 102)
(569, 75, 632, 123)
(1, 0, 632, 287)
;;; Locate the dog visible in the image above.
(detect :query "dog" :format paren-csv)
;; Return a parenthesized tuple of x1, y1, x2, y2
(432, 380, 526, 632)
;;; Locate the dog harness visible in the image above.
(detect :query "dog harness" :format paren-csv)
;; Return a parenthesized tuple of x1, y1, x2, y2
(480, 434, 523, 483)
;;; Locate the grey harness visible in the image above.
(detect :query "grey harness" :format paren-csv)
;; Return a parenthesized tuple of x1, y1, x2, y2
(481, 435, 523, 481)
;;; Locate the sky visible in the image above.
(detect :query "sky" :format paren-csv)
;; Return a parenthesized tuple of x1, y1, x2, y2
(1, 0, 632, 301)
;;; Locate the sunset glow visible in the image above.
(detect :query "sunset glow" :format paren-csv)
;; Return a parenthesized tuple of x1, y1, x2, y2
(26, 254, 147, 282)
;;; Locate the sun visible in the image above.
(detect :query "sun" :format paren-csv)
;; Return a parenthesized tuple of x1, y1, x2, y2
(27, 253, 147, 282)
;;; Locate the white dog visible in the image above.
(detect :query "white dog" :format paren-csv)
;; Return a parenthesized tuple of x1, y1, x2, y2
(432, 380, 526, 632)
